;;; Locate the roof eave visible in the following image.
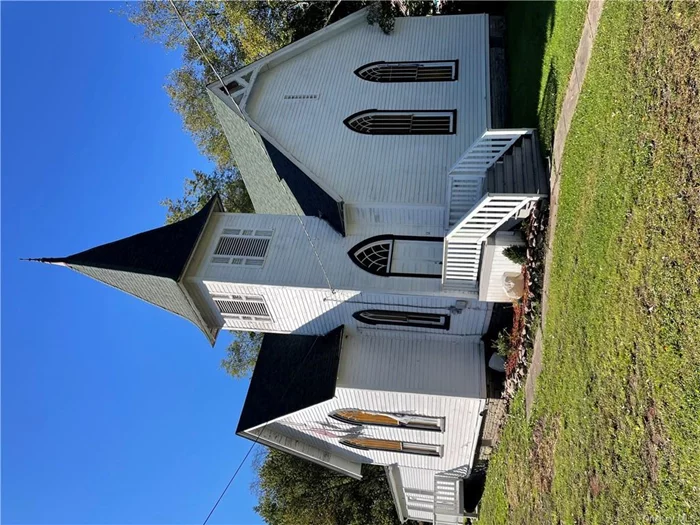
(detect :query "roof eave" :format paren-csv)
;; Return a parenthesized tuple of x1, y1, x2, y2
(206, 8, 369, 92)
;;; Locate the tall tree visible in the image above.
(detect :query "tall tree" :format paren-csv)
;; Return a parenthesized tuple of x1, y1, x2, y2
(161, 166, 253, 223)
(122, 0, 292, 169)
(220, 331, 263, 378)
(254, 449, 405, 525)
(121, 1, 423, 169)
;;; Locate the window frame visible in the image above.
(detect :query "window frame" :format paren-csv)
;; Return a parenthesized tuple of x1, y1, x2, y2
(343, 109, 457, 135)
(354, 60, 459, 83)
(353, 310, 450, 330)
(340, 437, 442, 457)
(330, 409, 444, 432)
(347, 235, 443, 278)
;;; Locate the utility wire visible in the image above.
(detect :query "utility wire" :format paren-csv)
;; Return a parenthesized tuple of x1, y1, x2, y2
(164, 5, 336, 521)
(200, 336, 321, 525)
(169, 0, 336, 295)
(280, 184, 337, 294)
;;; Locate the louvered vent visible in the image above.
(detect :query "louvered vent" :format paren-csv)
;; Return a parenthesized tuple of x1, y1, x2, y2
(211, 229, 273, 267)
(215, 237, 269, 257)
(283, 94, 319, 100)
(212, 294, 272, 322)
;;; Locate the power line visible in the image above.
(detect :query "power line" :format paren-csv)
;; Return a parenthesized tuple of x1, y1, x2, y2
(168, 0, 336, 295)
(162, 6, 338, 520)
(201, 336, 321, 525)
(201, 442, 257, 525)
(279, 184, 337, 294)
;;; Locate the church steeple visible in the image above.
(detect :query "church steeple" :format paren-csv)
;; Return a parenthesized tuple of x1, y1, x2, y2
(29, 194, 224, 344)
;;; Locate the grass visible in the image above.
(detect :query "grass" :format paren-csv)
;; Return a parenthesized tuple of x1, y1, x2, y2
(506, 0, 589, 150)
(480, 1, 700, 523)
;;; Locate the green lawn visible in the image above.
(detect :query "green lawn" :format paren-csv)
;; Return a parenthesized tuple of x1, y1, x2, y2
(480, 2, 700, 524)
(506, 0, 588, 150)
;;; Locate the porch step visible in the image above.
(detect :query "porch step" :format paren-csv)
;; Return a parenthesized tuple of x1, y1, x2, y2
(443, 194, 538, 292)
(486, 131, 550, 195)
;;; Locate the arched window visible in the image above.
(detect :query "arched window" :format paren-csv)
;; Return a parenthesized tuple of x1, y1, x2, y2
(354, 61, 458, 82)
(348, 235, 443, 278)
(340, 437, 442, 457)
(343, 110, 456, 135)
(350, 239, 392, 275)
(331, 409, 444, 431)
(353, 310, 450, 330)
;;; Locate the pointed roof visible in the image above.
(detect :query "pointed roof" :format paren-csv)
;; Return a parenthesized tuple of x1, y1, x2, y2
(33, 195, 224, 345)
(205, 9, 364, 236)
(237, 326, 344, 433)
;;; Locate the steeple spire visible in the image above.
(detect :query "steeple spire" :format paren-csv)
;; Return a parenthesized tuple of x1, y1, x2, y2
(28, 194, 224, 344)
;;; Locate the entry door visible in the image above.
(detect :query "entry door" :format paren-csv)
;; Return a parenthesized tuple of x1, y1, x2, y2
(390, 240, 443, 276)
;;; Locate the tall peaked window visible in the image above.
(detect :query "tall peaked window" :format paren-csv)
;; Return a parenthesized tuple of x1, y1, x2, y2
(211, 228, 273, 267)
(331, 409, 444, 431)
(340, 437, 442, 457)
(344, 110, 456, 135)
(348, 235, 443, 278)
(353, 310, 450, 330)
(354, 61, 458, 82)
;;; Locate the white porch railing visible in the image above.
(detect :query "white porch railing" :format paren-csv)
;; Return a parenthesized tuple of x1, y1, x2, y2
(446, 174, 485, 228)
(434, 473, 462, 520)
(442, 194, 539, 292)
(448, 129, 531, 177)
(445, 129, 532, 228)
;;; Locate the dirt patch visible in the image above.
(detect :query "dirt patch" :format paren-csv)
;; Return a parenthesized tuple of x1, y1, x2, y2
(530, 416, 561, 493)
(588, 472, 602, 498)
(641, 402, 665, 483)
(626, 372, 640, 416)
(634, 285, 657, 316)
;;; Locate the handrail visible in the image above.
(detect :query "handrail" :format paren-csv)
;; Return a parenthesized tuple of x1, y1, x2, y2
(447, 128, 532, 177)
(442, 194, 539, 292)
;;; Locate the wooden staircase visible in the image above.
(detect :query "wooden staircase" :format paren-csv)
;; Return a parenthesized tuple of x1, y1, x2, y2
(485, 131, 549, 195)
(442, 131, 548, 294)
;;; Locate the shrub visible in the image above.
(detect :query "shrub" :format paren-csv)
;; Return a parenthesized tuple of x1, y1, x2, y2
(494, 328, 513, 358)
(503, 245, 527, 265)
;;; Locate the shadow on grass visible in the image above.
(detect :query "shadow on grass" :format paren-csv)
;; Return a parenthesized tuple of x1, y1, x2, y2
(506, 1, 556, 128)
(538, 60, 560, 154)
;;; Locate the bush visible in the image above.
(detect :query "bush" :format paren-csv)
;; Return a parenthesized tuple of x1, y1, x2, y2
(494, 328, 513, 358)
(503, 245, 527, 265)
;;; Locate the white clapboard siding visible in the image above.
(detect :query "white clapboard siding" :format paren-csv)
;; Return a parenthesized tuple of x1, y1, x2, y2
(276, 335, 485, 472)
(188, 213, 481, 298)
(246, 15, 490, 205)
(479, 231, 527, 302)
(277, 385, 485, 472)
(337, 334, 486, 399)
(344, 204, 446, 237)
(401, 466, 439, 493)
(197, 281, 491, 336)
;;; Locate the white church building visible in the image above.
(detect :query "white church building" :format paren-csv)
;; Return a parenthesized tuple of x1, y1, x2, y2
(36, 10, 548, 524)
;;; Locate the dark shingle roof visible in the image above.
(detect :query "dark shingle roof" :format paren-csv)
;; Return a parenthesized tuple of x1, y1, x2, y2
(237, 326, 344, 433)
(208, 93, 300, 216)
(40, 195, 221, 278)
(207, 92, 345, 235)
(261, 138, 345, 235)
(36, 195, 223, 344)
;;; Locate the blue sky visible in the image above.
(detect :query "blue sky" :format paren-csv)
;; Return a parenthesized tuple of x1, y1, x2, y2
(2, 3, 262, 524)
